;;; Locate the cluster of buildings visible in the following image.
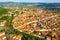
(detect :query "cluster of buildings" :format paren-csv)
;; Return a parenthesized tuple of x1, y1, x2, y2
(0, 6, 60, 40)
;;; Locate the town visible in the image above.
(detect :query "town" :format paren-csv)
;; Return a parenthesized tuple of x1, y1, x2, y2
(0, 6, 60, 40)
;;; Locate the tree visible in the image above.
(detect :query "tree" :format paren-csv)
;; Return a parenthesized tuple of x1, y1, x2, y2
(0, 7, 19, 40)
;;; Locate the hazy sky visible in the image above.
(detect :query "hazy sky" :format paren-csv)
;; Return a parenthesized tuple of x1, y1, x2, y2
(0, 0, 60, 3)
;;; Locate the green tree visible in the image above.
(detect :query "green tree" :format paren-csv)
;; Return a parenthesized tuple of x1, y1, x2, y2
(0, 7, 19, 40)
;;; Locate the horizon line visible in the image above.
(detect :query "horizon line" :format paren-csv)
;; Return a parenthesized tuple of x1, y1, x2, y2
(0, 2, 60, 3)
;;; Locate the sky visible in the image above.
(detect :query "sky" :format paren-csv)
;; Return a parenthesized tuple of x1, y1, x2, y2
(0, 0, 60, 3)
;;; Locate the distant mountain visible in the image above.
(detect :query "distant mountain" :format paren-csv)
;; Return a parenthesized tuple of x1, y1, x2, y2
(0, 2, 60, 6)
(0, 2, 60, 11)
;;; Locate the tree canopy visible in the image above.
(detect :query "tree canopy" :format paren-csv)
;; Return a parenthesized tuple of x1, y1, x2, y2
(0, 7, 8, 16)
